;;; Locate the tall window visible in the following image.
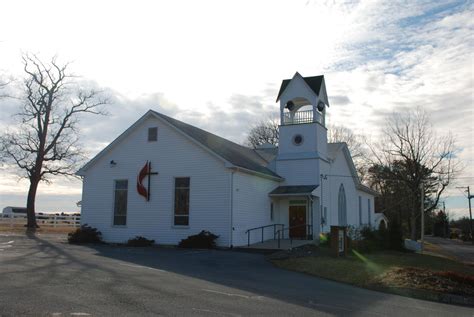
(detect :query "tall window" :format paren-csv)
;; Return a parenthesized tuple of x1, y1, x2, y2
(338, 184, 347, 226)
(368, 198, 371, 226)
(270, 203, 274, 221)
(358, 196, 362, 226)
(323, 206, 328, 226)
(148, 127, 158, 141)
(174, 177, 190, 226)
(113, 180, 128, 226)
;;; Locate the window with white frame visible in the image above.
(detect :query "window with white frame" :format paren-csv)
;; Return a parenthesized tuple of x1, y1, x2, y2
(323, 206, 327, 226)
(148, 127, 158, 142)
(338, 184, 347, 226)
(113, 180, 128, 226)
(174, 177, 190, 226)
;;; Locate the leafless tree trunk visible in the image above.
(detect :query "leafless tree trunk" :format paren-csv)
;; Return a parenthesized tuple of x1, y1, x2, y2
(371, 107, 458, 240)
(0, 54, 107, 228)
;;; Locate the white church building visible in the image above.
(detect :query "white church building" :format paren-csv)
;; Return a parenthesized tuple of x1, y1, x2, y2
(77, 73, 380, 247)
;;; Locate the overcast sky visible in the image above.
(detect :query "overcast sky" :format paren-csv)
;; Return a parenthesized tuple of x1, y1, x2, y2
(0, 0, 472, 218)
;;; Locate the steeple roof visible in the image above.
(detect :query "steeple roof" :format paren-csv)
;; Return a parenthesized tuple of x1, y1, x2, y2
(276, 74, 324, 102)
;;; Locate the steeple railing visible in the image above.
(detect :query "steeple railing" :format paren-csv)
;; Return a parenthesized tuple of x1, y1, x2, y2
(283, 110, 321, 125)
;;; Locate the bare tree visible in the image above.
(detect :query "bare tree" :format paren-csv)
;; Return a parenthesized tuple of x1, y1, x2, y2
(0, 54, 107, 228)
(327, 124, 369, 180)
(369, 107, 457, 240)
(245, 117, 279, 148)
(0, 77, 9, 99)
(245, 120, 368, 177)
(327, 124, 366, 159)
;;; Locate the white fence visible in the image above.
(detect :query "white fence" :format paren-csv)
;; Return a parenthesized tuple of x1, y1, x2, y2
(0, 214, 81, 228)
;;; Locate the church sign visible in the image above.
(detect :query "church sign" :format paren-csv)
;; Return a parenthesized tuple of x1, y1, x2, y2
(136, 161, 158, 201)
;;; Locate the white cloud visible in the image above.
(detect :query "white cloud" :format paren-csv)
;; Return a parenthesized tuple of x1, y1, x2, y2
(0, 0, 472, 212)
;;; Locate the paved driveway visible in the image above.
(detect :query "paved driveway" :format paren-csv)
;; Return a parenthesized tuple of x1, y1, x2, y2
(0, 233, 472, 316)
(425, 236, 474, 264)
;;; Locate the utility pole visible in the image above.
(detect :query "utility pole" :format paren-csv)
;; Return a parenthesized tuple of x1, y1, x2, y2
(420, 183, 424, 252)
(469, 186, 473, 244)
(456, 186, 473, 245)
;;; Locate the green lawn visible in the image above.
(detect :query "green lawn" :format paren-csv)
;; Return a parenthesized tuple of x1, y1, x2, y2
(271, 247, 474, 302)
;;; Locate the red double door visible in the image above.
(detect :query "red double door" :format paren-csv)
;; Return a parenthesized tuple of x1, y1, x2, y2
(289, 205, 306, 239)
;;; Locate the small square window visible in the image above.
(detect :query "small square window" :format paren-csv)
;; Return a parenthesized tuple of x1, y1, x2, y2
(148, 127, 158, 142)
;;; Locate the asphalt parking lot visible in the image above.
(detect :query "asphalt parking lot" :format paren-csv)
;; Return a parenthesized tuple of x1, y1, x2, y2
(0, 233, 472, 316)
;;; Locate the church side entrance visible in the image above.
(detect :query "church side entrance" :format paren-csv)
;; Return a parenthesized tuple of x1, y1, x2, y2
(289, 205, 306, 239)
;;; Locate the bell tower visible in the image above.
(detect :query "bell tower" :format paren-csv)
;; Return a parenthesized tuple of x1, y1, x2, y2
(275, 72, 330, 185)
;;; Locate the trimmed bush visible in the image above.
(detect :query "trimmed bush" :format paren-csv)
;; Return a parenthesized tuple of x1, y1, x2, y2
(178, 230, 219, 249)
(68, 224, 102, 244)
(360, 226, 377, 241)
(351, 222, 403, 252)
(127, 236, 155, 247)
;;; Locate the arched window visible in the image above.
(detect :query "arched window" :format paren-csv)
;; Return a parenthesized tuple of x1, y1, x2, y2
(338, 184, 347, 226)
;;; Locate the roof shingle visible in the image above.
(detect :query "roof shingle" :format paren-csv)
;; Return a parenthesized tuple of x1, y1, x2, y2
(152, 111, 281, 179)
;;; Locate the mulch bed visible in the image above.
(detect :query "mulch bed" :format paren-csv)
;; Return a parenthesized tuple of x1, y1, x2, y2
(374, 267, 474, 297)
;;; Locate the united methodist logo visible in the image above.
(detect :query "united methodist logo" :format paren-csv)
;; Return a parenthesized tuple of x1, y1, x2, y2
(137, 161, 158, 201)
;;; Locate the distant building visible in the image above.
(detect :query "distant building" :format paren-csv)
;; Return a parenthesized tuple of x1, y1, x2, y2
(77, 73, 378, 247)
(1, 206, 27, 217)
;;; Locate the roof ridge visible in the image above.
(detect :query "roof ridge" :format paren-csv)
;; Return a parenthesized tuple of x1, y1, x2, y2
(151, 110, 254, 151)
(150, 110, 281, 179)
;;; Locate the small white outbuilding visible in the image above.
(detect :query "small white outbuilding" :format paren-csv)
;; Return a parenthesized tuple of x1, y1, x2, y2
(77, 73, 378, 247)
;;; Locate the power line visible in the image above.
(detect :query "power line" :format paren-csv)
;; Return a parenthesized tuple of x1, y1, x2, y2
(322, 173, 473, 182)
(456, 186, 473, 244)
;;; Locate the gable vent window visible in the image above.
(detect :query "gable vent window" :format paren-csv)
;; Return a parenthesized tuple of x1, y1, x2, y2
(293, 134, 303, 145)
(148, 127, 158, 142)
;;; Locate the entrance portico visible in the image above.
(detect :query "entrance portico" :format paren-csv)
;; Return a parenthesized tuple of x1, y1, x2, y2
(268, 185, 320, 241)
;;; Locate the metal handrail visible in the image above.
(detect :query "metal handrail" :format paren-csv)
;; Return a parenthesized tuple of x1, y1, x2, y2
(245, 224, 284, 246)
(275, 224, 313, 248)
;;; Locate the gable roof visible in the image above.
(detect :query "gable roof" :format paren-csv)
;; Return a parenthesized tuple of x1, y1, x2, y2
(327, 142, 344, 160)
(77, 110, 282, 180)
(276, 74, 324, 102)
(150, 111, 281, 178)
(327, 142, 379, 196)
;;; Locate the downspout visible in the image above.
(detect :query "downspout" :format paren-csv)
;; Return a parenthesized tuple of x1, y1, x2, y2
(320, 174, 324, 232)
(229, 170, 235, 248)
(308, 195, 314, 240)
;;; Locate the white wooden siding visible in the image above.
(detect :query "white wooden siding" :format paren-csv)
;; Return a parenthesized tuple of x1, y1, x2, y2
(358, 191, 376, 227)
(81, 116, 231, 246)
(325, 150, 362, 230)
(231, 171, 279, 246)
(276, 158, 320, 185)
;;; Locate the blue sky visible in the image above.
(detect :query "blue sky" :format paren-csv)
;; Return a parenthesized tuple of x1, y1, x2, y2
(0, 0, 472, 218)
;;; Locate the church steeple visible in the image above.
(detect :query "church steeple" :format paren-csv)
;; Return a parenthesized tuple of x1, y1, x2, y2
(276, 72, 329, 127)
(275, 73, 329, 186)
